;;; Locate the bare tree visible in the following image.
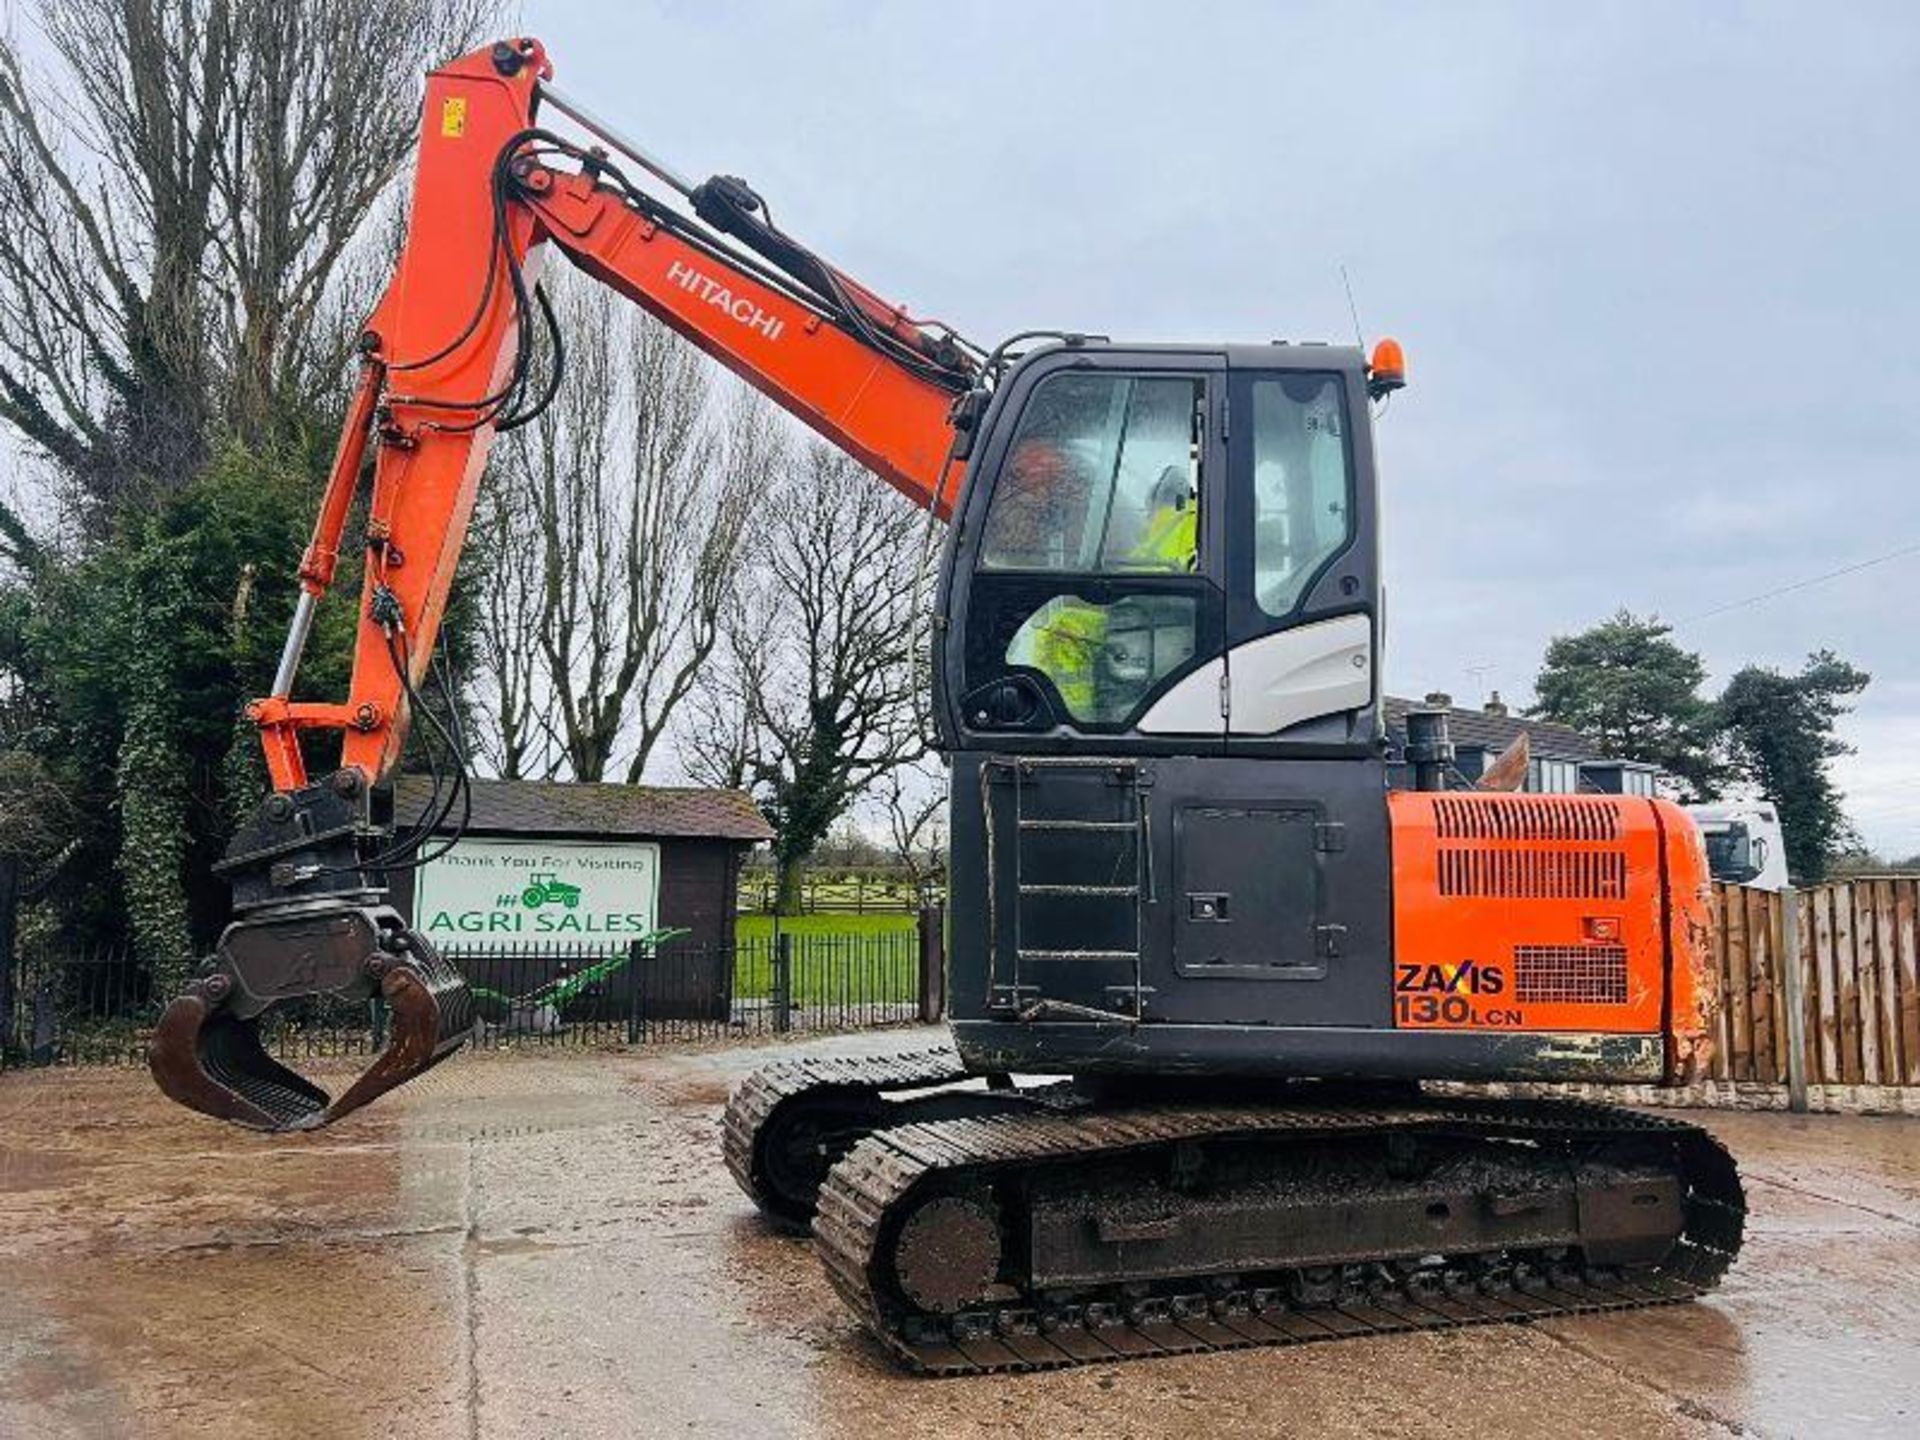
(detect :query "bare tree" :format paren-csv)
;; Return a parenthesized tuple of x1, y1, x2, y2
(679, 593, 769, 794)
(213, 0, 489, 433)
(0, 0, 230, 525)
(0, 749, 80, 859)
(485, 275, 775, 782)
(0, 0, 487, 540)
(689, 440, 931, 913)
(874, 757, 947, 895)
(468, 474, 551, 779)
(0, 1, 488, 968)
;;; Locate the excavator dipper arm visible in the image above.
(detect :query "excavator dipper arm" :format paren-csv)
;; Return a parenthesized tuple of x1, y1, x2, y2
(150, 36, 975, 1130)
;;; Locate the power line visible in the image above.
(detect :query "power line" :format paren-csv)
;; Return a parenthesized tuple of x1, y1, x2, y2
(1675, 540, 1920, 626)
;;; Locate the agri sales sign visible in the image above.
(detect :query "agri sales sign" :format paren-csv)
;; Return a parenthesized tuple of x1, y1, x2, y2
(413, 837, 662, 954)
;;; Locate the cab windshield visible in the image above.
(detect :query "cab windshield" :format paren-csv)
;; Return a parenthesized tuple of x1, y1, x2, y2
(978, 373, 1201, 575)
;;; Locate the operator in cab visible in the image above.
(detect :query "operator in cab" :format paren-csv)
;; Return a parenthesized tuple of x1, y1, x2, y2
(987, 441, 1196, 723)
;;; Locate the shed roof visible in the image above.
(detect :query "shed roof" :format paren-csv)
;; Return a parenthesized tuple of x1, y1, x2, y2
(1382, 695, 1601, 763)
(393, 777, 774, 842)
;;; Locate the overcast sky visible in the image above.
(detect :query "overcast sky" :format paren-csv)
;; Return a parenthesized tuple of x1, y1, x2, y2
(526, 0, 1920, 853)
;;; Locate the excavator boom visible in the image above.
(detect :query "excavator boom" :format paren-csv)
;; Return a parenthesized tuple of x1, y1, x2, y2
(262, 37, 968, 794)
(150, 37, 975, 1129)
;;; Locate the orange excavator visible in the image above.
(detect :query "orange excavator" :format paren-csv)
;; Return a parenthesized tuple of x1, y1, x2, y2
(151, 38, 1743, 1371)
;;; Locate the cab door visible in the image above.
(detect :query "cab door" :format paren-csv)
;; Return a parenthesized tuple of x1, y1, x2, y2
(1140, 361, 1392, 1028)
(944, 351, 1228, 1019)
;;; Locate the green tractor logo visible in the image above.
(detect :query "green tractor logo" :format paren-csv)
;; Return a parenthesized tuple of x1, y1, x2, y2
(520, 872, 582, 910)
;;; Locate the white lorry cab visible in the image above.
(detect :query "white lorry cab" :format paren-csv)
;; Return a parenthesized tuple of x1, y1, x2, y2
(1683, 802, 1790, 891)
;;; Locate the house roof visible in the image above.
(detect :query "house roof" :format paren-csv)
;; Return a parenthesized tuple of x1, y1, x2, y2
(1381, 695, 1602, 763)
(393, 776, 774, 843)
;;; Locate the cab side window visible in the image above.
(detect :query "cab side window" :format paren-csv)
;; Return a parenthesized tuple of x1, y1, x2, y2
(1250, 375, 1352, 617)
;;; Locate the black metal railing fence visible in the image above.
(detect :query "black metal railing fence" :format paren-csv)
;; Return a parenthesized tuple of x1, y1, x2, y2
(1, 924, 934, 1070)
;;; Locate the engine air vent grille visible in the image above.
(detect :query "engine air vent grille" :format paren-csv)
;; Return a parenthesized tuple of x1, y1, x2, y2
(1514, 944, 1628, 1004)
(1438, 848, 1627, 899)
(1433, 795, 1621, 843)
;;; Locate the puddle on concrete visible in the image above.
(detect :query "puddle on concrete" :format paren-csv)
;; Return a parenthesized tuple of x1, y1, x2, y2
(5, 1041, 1918, 1438)
(8, 1237, 467, 1438)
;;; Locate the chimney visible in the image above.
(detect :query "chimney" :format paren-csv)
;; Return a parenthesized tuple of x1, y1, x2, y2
(1484, 691, 1509, 717)
(1423, 690, 1453, 709)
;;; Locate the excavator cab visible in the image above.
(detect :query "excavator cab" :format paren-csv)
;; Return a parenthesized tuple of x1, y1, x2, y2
(934, 341, 1393, 1069)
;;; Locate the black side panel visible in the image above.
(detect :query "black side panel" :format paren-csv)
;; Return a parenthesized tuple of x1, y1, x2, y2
(947, 751, 1394, 1059)
(1139, 757, 1390, 1028)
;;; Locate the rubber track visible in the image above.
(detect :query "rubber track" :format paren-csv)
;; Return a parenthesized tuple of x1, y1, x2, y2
(813, 1095, 1745, 1375)
(722, 1044, 973, 1220)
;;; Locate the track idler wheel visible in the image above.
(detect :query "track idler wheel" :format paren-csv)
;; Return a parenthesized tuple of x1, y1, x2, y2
(752, 1089, 887, 1229)
(148, 903, 473, 1132)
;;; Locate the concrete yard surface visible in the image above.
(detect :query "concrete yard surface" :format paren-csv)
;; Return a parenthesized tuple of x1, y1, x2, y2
(2, 1029, 1917, 1439)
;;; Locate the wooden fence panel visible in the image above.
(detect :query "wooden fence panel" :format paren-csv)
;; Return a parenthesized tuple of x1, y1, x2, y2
(1812, 886, 1840, 1083)
(1745, 885, 1779, 1082)
(1705, 879, 1920, 1090)
(1723, 885, 1752, 1079)
(1835, 888, 1864, 1084)
(1707, 881, 1730, 1081)
(1769, 887, 1792, 1081)
(1854, 883, 1881, 1084)
(1897, 880, 1920, 1085)
(1720, 913, 1735, 1082)
(1773, 889, 1793, 1080)
(1795, 889, 1819, 1084)
(1872, 880, 1900, 1081)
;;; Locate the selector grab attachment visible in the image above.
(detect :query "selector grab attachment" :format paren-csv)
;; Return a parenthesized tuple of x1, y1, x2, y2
(148, 908, 473, 1132)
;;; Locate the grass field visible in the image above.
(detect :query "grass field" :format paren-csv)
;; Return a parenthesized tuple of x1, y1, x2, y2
(730, 912, 920, 1005)
(735, 912, 917, 942)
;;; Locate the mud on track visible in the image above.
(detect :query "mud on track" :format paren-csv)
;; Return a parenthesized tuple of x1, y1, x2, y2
(3, 1029, 1917, 1438)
